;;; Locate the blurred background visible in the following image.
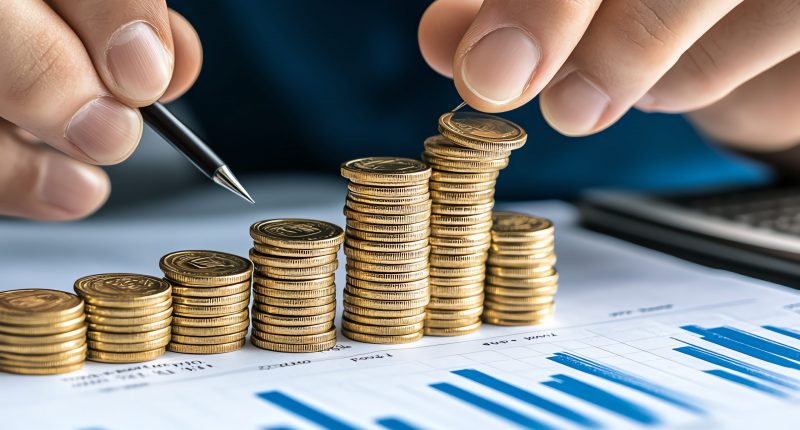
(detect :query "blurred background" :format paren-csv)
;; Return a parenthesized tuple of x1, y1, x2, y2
(104, 0, 770, 212)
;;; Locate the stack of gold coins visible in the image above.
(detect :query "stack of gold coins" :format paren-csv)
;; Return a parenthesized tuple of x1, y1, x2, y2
(484, 211, 558, 326)
(340, 157, 432, 344)
(421, 112, 527, 336)
(0, 289, 86, 375)
(74, 274, 172, 363)
(249, 219, 343, 353)
(160, 250, 252, 355)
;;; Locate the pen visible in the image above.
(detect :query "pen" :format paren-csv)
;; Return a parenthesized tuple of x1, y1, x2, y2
(140, 102, 255, 204)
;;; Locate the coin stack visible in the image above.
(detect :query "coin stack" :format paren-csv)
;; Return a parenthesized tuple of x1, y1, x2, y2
(340, 157, 432, 344)
(249, 219, 343, 353)
(484, 212, 558, 326)
(160, 250, 252, 354)
(74, 274, 172, 363)
(421, 112, 527, 336)
(0, 289, 86, 375)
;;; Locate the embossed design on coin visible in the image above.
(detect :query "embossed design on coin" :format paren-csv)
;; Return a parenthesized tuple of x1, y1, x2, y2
(250, 219, 344, 248)
(161, 250, 252, 278)
(438, 112, 526, 150)
(341, 157, 432, 184)
(0, 289, 83, 318)
(491, 211, 553, 235)
(75, 274, 169, 300)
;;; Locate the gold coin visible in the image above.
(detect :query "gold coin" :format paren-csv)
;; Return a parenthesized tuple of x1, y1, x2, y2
(344, 208, 431, 225)
(424, 134, 510, 159)
(482, 316, 552, 326)
(342, 329, 422, 344)
(430, 274, 485, 287)
(348, 191, 431, 206)
(485, 273, 559, 288)
(346, 227, 431, 243)
(75, 274, 171, 308)
(430, 265, 485, 278)
(432, 201, 495, 216)
(254, 302, 336, 317)
(424, 317, 481, 328)
(341, 157, 431, 185)
(430, 283, 484, 298)
(251, 218, 344, 249)
(160, 251, 252, 287)
(345, 237, 429, 253)
(255, 294, 335, 308)
(256, 327, 336, 345)
(342, 318, 423, 336)
(0, 362, 84, 375)
(430, 211, 493, 226)
(84, 297, 172, 318)
(484, 285, 558, 297)
(485, 294, 554, 306)
(344, 294, 429, 311)
(171, 280, 251, 298)
(252, 243, 340, 258)
(172, 309, 249, 328)
(257, 261, 338, 280)
(88, 347, 166, 363)
(87, 326, 171, 343)
(431, 170, 499, 184)
(428, 294, 484, 311)
(424, 321, 482, 337)
(86, 307, 173, 326)
(346, 267, 429, 283)
(430, 232, 491, 247)
(0, 324, 86, 345)
(252, 310, 335, 326)
(486, 253, 557, 268)
(254, 274, 334, 291)
(172, 319, 249, 336)
(168, 339, 245, 354)
(482, 306, 555, 321)
(173, 300, 248, 317)
(345, 285, 428, 301)
(249, 248, 337, 268)
(429, 252, 488, 268)
(343, 303, 426, 319)
(429, 179, 497, 193)
(253, 320, 333, 335)
(346, 218, 430, 234)
(0, 314, 85, 336)
(431, 243, 491, 256)
(88, 316, 172, 334)
(345, 246, 430, 264)
(484, 301, 554, 312)
(346, 276, 428, 292)
(87, 335, 170, 353)
(490, 240, 555, 255)
(423, 152, 508, 173)
(487, 266, 555, 278)
(491, 212, 554, 242)
(251, 337, 336, 353)
(0, 343, 86, 363)
(438, 111, 526, 151)
(171, 330, 247, 345)
(0, 352, 85, 368)
(0, 338, 85, 355)
(0, 289, 83, 324)
(172, 290, 251, 307)
(425, 306, 483, 320)
(431, 222, 493, 237)
(342, 311, 426, 327)
(347, 182, 429, 198)
(347, 259, 428, 274)
(254, 284, 335, 299)
(345, 198, 431, 216)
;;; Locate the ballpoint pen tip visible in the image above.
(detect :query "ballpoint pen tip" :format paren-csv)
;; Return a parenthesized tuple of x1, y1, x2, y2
(213, 165, 255, 204)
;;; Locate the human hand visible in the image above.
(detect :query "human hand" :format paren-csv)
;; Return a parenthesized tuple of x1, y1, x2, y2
(419, 0, 800, 152)
(0, 1, 202, 220)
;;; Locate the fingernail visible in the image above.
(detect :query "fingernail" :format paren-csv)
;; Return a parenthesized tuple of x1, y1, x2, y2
(461, 27, 540, 105)
(541, 72, 610, 136)
(107, 21, 172, 102)
(40, 159, 108, 215)
(66, 97, 142, 164)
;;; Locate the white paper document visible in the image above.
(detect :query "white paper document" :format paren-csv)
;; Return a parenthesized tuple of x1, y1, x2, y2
(1, 179, 800, 430)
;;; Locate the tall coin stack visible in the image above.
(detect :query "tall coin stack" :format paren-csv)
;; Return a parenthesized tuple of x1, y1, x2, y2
(484, 212, 558, 326)
(421, 112, 527, 336)
(340, 157, 432, 344)
(0, 289, 86, 375)
(160, 251, 252, 354)
(249, 219, 343, 353)
(75, 274, 172, 363)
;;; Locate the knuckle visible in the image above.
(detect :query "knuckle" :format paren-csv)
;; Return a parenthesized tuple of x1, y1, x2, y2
(614, 0, 679, 60)
(5, 31, 74, 104)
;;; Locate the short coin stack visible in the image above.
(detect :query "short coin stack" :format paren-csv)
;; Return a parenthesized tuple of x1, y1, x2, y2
(160, 250, 252, 354)
(484, 212, 558, 326)
(0, 289, 86, 374)
(75, 274, 172, 363)
(249, 219, 343, 353)
(420, 112, 527, 336)
(340, 158, 432, 344)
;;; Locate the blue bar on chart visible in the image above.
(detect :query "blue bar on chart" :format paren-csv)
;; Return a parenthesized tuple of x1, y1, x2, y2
(681, 325, 800, 369)
(430, 382, 555, 430)
(452, 369, 601, 428)
(763, 325, 800, 342)
(547, 352, 703, 414)
(256, 391, 359, 430)
(704, 369, 789, 398)
(375, 417, 423, 430)
(543, 374, 659, 426)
